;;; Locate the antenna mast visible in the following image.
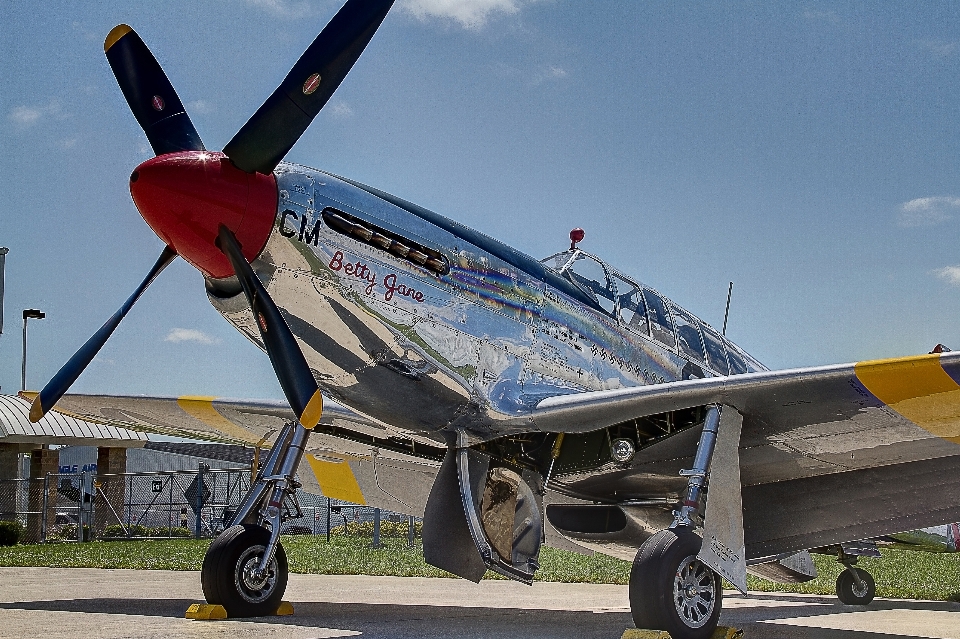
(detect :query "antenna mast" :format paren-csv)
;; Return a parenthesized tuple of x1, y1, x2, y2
(722, 282, 733, 336)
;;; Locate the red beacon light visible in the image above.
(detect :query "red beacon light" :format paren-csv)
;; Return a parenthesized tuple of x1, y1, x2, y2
(569, 228, 585, 250)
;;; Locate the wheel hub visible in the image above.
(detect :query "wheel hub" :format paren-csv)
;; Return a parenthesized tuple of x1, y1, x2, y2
(674, 554, 716, 629)
(235, 545, 278, 603)
(850, 576, 869, 598)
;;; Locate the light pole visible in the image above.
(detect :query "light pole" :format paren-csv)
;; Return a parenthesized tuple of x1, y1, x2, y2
(21, 309, 45, 391)
(0, 247, 8, 335)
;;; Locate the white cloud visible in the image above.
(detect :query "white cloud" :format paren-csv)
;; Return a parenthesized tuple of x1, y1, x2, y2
(165, 328, 219, 345)
(245, 0, 312, 18)
(491, 60, 568, 86)
(8, 100, 67, 128)
(534, 65, 568, 83)
(898, 196, 960, 227)
(933, 266, 960, 287)
(187, 99, 213, 114)
(9, 106, 42, 126)
(401, 0, 526, 29)
(329, 101, 354, 118)
(919, 39, 958, 58)
(71, 21, 100, 42)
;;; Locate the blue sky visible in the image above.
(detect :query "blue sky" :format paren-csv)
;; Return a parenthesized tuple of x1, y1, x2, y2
(3, 1, 960, 399)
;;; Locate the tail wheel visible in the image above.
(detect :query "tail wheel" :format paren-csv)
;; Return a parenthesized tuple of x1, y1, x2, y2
(201, 524, 288, 617)
(629, 527, 721, 639)
(836, 567, 875, 605)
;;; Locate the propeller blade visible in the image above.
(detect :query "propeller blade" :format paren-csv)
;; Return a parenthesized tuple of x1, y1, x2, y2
(105, 24, 205, 155)
(216, 226, 324, 428)
(222, 0, 394, 174)
(29, 246, 177, 422)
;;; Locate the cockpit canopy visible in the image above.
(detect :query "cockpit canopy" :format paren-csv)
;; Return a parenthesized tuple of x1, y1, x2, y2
(541, 250, 762, 375)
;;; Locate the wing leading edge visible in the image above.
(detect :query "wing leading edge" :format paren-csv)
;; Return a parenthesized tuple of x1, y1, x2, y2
(532, 351, 960, 447)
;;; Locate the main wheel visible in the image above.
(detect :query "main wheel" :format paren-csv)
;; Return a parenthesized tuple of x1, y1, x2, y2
(836, 567, 875, 605)
(629, 528, 721, 639)
(201, 524, 288, 617)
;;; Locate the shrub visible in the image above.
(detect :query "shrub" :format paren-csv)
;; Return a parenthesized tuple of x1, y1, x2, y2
(0, 520, 23, 546)
(331, 519, 421, 539)
(48, 523, 91, 542)
(284, 525, 313, 535)
(100, 524, 195, 539)
(103, 524, 152, 538)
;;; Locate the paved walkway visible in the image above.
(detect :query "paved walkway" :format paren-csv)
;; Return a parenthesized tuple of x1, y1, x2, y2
(0, 568, 958, 638)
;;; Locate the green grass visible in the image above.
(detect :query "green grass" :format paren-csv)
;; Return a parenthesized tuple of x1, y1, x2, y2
(0, 536, 630, 583)
(746, 550, 960, 602)
(1, 536, 958, 601)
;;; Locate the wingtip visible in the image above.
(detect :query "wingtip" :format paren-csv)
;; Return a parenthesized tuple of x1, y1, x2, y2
(104, 24, 133, 53)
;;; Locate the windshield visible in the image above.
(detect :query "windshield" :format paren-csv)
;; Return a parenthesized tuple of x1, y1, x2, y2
(699, 323, 729, 375)
(543, 251, 618, 315)
(670, 303, 706, 364)
(541, 249, 762, 372)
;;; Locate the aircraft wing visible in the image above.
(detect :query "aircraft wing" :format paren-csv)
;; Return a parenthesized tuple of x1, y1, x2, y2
(533, 352, 960, 444)
(532, 351, 960, 559)
(19, 391, 384, 445)
(19, 390, 444, 516)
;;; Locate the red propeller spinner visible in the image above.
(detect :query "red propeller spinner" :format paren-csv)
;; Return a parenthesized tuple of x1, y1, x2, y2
(129, 151, 277, 279)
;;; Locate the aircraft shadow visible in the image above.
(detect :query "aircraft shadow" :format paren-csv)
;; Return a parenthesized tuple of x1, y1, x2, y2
(2, 596, 957, 639)
(722, 592, 960, 639)
(735, 591, 960, 613)
(0, 598, 630, 638)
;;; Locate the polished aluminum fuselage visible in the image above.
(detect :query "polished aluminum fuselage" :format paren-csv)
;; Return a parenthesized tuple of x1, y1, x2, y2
(208, 163, 760, 444)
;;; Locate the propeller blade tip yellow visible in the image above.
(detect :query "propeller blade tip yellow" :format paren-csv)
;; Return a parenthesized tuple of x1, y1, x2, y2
(104, 24, 133, 53)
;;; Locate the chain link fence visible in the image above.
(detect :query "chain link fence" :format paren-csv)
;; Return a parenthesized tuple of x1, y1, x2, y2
(0, 465, 417, 544)
(0, 477, 46, 543)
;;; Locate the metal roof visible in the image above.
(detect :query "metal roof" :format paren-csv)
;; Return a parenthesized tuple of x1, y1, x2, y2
(144, 441, 253, 465)
(0, 395, 148, 447)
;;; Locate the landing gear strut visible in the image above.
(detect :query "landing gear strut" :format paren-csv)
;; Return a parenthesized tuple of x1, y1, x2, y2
(629, 405, 726, 639)
(200, 420, 308, 617)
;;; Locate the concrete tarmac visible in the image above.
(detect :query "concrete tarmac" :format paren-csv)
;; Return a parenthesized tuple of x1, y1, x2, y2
(1, 567, 958, 639)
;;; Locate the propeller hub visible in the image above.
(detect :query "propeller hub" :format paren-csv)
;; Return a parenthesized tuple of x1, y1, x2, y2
(129, 151, 277, 278)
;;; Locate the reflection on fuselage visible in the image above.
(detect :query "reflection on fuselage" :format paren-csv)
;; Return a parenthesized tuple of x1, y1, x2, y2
(207, 163, 763, 442)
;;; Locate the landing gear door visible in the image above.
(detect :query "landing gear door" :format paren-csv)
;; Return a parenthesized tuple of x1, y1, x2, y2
(697, 407, 747, 594)
(458, 448, 544, 584)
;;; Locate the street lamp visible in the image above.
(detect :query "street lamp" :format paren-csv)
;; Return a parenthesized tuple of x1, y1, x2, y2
(21, 309, 45, 392)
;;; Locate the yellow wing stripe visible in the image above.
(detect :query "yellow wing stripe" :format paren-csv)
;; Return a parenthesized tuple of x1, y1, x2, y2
(305, 455, 366, 504)
(855, 354, 960, 443)
(176, 396, 261, 444)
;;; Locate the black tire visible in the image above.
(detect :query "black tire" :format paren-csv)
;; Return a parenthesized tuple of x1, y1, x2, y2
(629, 527, 721, 639)
(200, 524, 288, 617)
(836, 567, 875, 605)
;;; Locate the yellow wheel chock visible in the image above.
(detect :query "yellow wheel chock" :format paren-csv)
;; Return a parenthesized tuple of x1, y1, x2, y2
(185, 601, 294, 620)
